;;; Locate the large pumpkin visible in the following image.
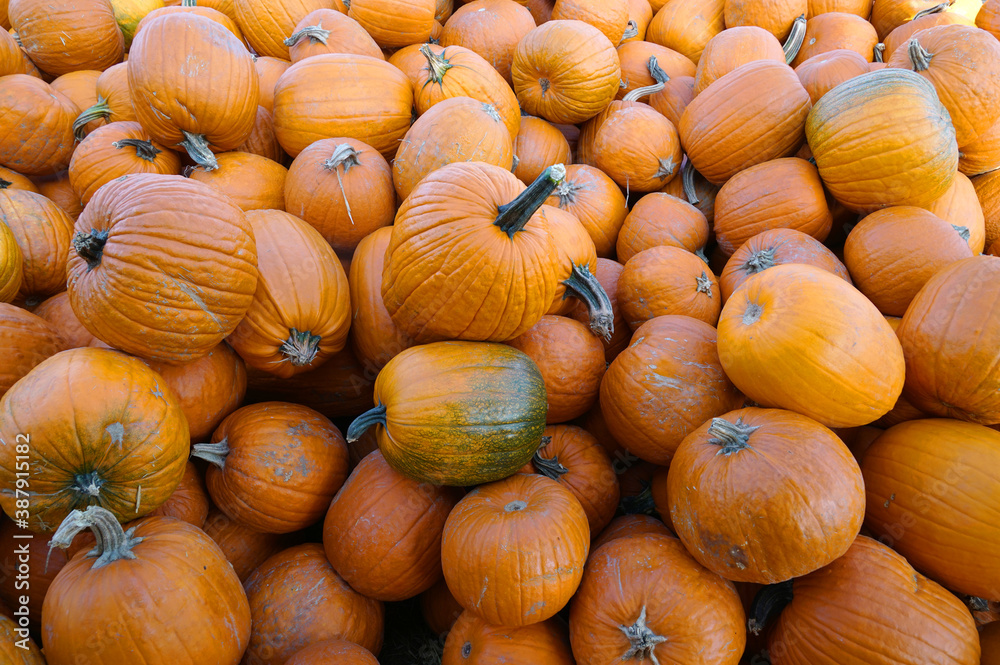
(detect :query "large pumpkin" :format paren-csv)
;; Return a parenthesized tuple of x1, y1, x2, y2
(348, 0, 436, 48)
(646, 0, 726, 63)
(286, 640, 379, 665)
(8, 0, 123, 76)
(186, 152, 287, 212)
(233, 0, 334, 59)
(347, 341, 546, 485)
(0, 303, 67, 398)
(0, 75, 78, 176)
(694, 25, 785, 94)
(285, 9, 383, 62)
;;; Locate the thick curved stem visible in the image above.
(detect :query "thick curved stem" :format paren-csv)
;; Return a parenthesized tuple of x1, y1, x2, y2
(707, 417, 759, 456)
(419, 43, 451, 83)
(783, 15, 807, 64)
(347, 403, 387, 442)
(619, 606, 668, 663)
(50, 506, 143, 570)
(531, 436, 568, 479)
(190, 439, 230, 469)
(178, 130, 218, 170)
(280, 328, 322, 366)
(284, 23, 330, 47)
(681, 161, 700, 205)
(748, 580, 794, 636)
(113, 138, 161, 162)
(952, 224, 971, 242)
(619, 20, 639, 46)
(873, 42, 885, 63)
(743, 247, 776, 274)
(563, 264, 614, 341)
(624, 82, 665, 102)
(73, 229, 110, 271)
(495, 164, 566, 237)
(73, 98, 111, 141)
(907, 37, 933, 71)
(647, 56, 669, 85)
(914, 1, 949, 17)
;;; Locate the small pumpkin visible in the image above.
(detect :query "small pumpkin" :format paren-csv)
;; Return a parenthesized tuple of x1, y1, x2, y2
(0, 612, 43, 663)
(544, 163, 627, 258)
(72, 62, 136, 140)
(202, 507, 289, 581)
(421, 578, 464, 636)
(442, 612, 575, 665)
(922, 171, 985, 252)
(615, 41, 697, 99)
(233, 0, 334, 59)
(0, 75, 78, 176)
(438, 0, 536, 86)
(695, 25, 785, 94)
(725, 0, 808, 41)
(285, 8, 383, 62)
(31, 292, 94, 348)
(8, 0, 123, 76)
(617, 246, 722, 328)
(0, 188, 74, 306)
(790, 11, 878, 66)
(253, 56, 291, 113)
(592, 514, 673, 549)
(794, 48, 869, 102)
(237, 105, 287, 162)
(513, 115, 573, 186)
(0, 167, 37, 193)
(660, 159, 720, 223)
(592, 104, 682, 192)
(881, 4, 971, 60)
(0, 304, 67, 397)
(49, 69, 101, 116)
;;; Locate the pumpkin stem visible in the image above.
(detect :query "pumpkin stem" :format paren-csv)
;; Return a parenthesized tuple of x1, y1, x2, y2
(74, 470, 104, 497)
(620, 483, 657, 515)
(914, 1, 949, 17)
(695, 246, 708, 264)
(708, 417, 759, 456)
(743, 247, 776, 274)
(681, 161, 700, 205)
(748, 580, 794, 636)
(742, 301, 764, 325)
(531, 436, 568, 480)
(49, 506, 143, 571)
(0, 177, 11, 189)
(190, 438, 230, 469)
(654, 156, 677, 181)
(647, 56, 669, 85)
(181, 0, 196, 5)
(623, 82, 665, 101)
(495, 163, 566, 237)
(965, 595, 991, 612)
(73, 229, 110, 271)
(907, 38, 933, 71)
(952, 224, 971, 242)
(504, 500, 528, 512)
(323, 143, 361, 226)
(284, 22, 330, 47)
(112, 138, 162, 162)
(72, 97, 111, 141)
(873, 42, 885, 63)
(481, 102, 502, 123)
(511, 154, 520, 172)
(280, 328, 322, 366)
(563, 264, 614, 341)
(178, 130, 219, 170)
(419, 43, 451, 84)
(347, 403, 387, 442)
(619, 20, 639, 45)
(619, 605, 668, 663)
(695, 271, 714, 297)
(552, 179, 580, 208)
(782, 15, 807, 64)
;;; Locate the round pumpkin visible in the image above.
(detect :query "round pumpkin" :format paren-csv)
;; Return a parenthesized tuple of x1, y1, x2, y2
(0, 167, 37, 194)
(233, 0, 335, 59)
(958, 117, 1000, 178)
(882, 5, 971, 60)
(592, 513, 674, 549)
(49, 69, 101, 116)
(31, 292, 94, 348)
(285, 8, 382, 62)
(616, 193, 708, 265)
(512, 115, 573, 186)
(187, 152, 287, 211)
(615, 40, 697, 99)
(33, 173, 84, 223)
(442, 612, 575, 665)
(544, 164, 627, 259)
(923, 171, 985, 252)
(0, 303, 67, 398)
(421, 578, 464, 636)
(202, 507, 289, 582)
(8, 0, 123, 76)
(790, 11, 878, 66)
(794, 48, 870, 102)
(0, 188, 74, 306)
(618, 246, 722, 328)
(551, 0, 629, 44)
(348, 0, 436, 48)
(72, 62, 136, 140)
(0, 75, 78, 176)
(0, 219, 21, 303)
(646, 0, 726, 63)
(253, 56, 291, 113)
(695, 25, 785, 94)
(592, 104, 682, 192)
(286, 640, 379, 665)
(439, 0, 536, 86)
(660, 159, 720, 224)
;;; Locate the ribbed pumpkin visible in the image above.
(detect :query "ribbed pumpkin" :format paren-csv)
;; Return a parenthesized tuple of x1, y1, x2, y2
(72, 62, 135, 140)
(513, 115, 573, 186)
(615, 40, 697, 98)
(551, 0, 629, 44)
(882, 5, 972, 59)
(592, 104, 682, 191)
(600, 315, 743, 465)
(897, 256, 1000, 424)
(35, 174, 85, 223)
(724, 0, 807, 41)
(67, 174, 258, 365)
(285, 8, 383, 62)
(0, 28, 32, 78)
(8, 0, 123, 76)
(443, 612, 575, 665)
(0, 303, 66, 398)
(237, 106, 286, 162)
(977, 169, 1000, 250)
(0, 167, 37, 193)
(348, 0, 436, 48)
(618, 246, 722, 328)
(794, 48, 870, 102)
(31, 292, 94, 348)
(544, 164, 627, 258)
(442, 473, 590, 626)
(439, 0, 536, 86)
(132, 3, 242, 44)
(323, 450, 462, 601)
(718, 264, 905, 427)
(148, 460, 209, 527)
(202, 507, 289, 581)
(616, 194, 707, 264)
(233, 0, 337, 59)
(187, 152, 287, 211)
(959, 118, 1000, 178)
(790, 11, 878, 66)
(0, 75, 78, 176)
(0, 219, 20, 303)
(287, 640, 379, 665)
(49, 69, 101, 117)
(128, 12, 258, 169)
(0, 612, 44, 663)
(569, 258, 630, 363)
(0, 189, 74, 306)
(679, 60, 811, 184)
(646, 0, 726, 63)
(923, 171, 986, 252)
(0, 348, 189, 531)
(806, 68, 957, 212)
(592, 514, 673, 549)
(694, 25, 785, 94)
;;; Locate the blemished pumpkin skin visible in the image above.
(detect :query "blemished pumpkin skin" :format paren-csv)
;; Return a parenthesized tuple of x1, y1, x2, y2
(506, 316, 606, 424)
(237, 106, 286, 163)
(202, 507, 289, 582)
(68, 121, 182, 205)
(8, 0, 123, 76)
(882, 8, 972, 60)
(0, 506, 69, 628)
(149, 460, 209, 527)
(843, 206, 973, 317)
(72, 63, 135, 140)
(194, 402, 349, 534)
(348, 0, 435, 48)
(806, 68, 957, 213)
(720, 227, 850, 301)
(615, 40, 697, 100)
(441, 473, 590, 627)
(551, 0, 628, 45)
(285, 9, 383, 63)
(513, 115, 573, 186)
(439, 0, 535, 87)
(600, 315, 744, 466)
(0, 613, 43, 663)
(286, 640, 380, 665)
(593, 105, 682, 192)
(793, 48, 869, 103)
(348, 341, 547, 486)
(0, 189, 74, 306)
(694, 26, 785, 95)
(512, 19, 622, 125)
(394, 97, 514, 201)
(253, 57, 291, 114)
(569, 258, 630, 363)
(618, 245, 722, 329)
(592, 514, 674, 549)
(442, 612, 575, 665)
(323, 450, 462, 601)
(187, 152, 287, 212)
(921, 172, 985, 253)
(897, 256, 1000, 424)
(789, 12, 878, 66)
(244, 543, 385, 662)
(666, 407, 865, 584)
(42, 508, 251, 665)
(646, 0, 726, 64)
(0, 303, 67, 397)
(0, 348, 189, 532)
(0, 75, 78, 176)
(616, 193, 709, 264)
(67, 174, 258, 364)
(679, 61, 812, 185)
(767, 536, 981, 665)
(0, 167, 37, 193)
(718, 264, 905, 428)
(0, 219, 21, 303)
(31, 292, 95, 348)
(545, 164, 627, 259)
(518, 424, 620, 533)
(569, 533, 746, 665)
(273, 54, 413, 160)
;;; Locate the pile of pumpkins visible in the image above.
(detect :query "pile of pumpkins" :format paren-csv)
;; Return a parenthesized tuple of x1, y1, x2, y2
(1, 0, 1000, 662)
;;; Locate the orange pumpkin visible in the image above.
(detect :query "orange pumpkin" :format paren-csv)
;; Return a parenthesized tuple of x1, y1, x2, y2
(551, 0, 629, 44)
(30, 172, 83, 223)
(202, 507, 289, 581)
(592, 104, 682, 192)
(134, 3, 245, 42)
(253, 56, 291, 113)
(793, 47, 869, 102)
(287, 640, 380, 665)
(187, 152, 287, 211)
(544, 164, 627, 258)
(348, 0, 436, 48)
(725, 0, 808, 41)
(615, 41, 697, 99)
(922, 171, 985, 252)
(31, 292, 94, 348)
(0, 75, 78, 176)
(72, 62, 135, 140)
(790, 11, 878, 66)
(646, 0, 726, 63)
(959, 117, 1000, 178)
(421, 578, 464, 636)
(237, 105, 287, 162)
(617, 192, 709, 263)
(443, 612, 575, 665)
(618, 246, 721, 328)
(147, 460, 209, 527)
(593, 513, 673, 549)
(808, 0, 873, 16)
(49, 69, 101, 116)
(625, 0, 654, 40)
(0, 218, 20, 303)
(513, 115, 573, 186)
(0, 303, 66, 398)
(8, 0, 123, 75)
(285, 8, 383, 62)
(0, 189, 74, 305)
(660, 159, 720, 223)
(882, 5, 972, 60)
(695, 26, 785, 94)
(439, 0, 536, 86)
(234, 0, 338, 59)
(0, 166, 37, 193)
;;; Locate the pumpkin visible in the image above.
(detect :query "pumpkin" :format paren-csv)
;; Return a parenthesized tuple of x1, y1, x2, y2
(718, 264, 905, 428)
(793, 48, 869, 102)
(551, 0, 628, 44)
(0, 189, 74, 306)
(646, 0, 726, 63)
(68, 121, 181, 205)
(187, 153, 286, 212)
(977, 169, 1000, 249)
(0, 521, 68, 628)
(805, 68, 957, 212)
(569, 258, 630, 363)
(243, 543, 384, 662)
(958, 118, 1000, 178)
(442, 612, 575, 665)
(347, 341, 546, 485)
(790, 11, 878, 66)
(615, 41, 697, 99)
(441, 473, 590, 626)
(0, 28, 31, 77)
(617, 193, 708, 264)
(439, 0, 536, 86)
(43, 507, 251, 665)
(980, 0, 1000, 37)
(625, 0, 653, 40)
(49, 69, 101, 116)
(507, 315, 606, 423)
(323, 450, 462, 601)
(660, 159, 720, 223)
(920, 172, 985, 252)
(348, 0, 436, 48)
(0, 167, 37, 193)
(679, 60, 811, 184)
(394, 96, 514, 201)
(111, 0, 166, 47)
(544, 164, 627, 258)
(695, 26, 785, 94)
(421, 578, 464, 636)
(512, 19, 622, 124)
(882, 4, 972, 60)
(807, 0, 872, 16)
(720, 227, 850, 301)
(592, 104, 682, 192)
(31, 292, 94, 348)
(285, 8, 383, 62)
(8, 0, 123, 75)
(725, 0, 808, 41)
(0, 219, 20, 303)
(132, 2, 245, 42)
(569, 533, 746, 665)
(233, 0, 336, 59)
(202, 507, 289, 581)
(513, 115, 573, 186)
(0, 303, 67, 397)
(870, 0, 942, 37)
(0, 613, 43, 663)
(253, 56, 291, 113)
(284, 138, 394, 254)
(0, 75, 78, 176)
(286, 640, 379, 665)
(618, 246, 722, 328)
(273, 53, 413, 159)
(600, 315, 743, 465)
(237, 106, 286, 162)
(593, 514, 673, 549)
(72, 63, 135, 140)
(148, 460, 208, 527)
(765, 536, 980, 665)
(897, 256, 1000, 424)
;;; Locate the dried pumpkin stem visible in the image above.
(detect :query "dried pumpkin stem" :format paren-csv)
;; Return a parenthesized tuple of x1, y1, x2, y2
(178, 130, 219, 171)
(191, 439, 230, 469)
(966, 595, 991, 612)
(708, 417, 759, 455)
(284, 23, 330, 47)
(73, 229, 110, 271)
(873, 42, 885, 63)
(419, 43, 451, 84)
(907, 38, 933, 71)
(783, 15, 807, 64)
(553, 179, 580, 207)
(647, 56, 669, 85)
(494, 163, 566, 237)
(563, 265, 614, 341)
(280, 328, 322, 366)
(113, 138, 162, 162)
(623, 82, 665, 102)
(74, 470, 104, 497)
(0, 177, 11, 189)
(619, 606, 668, 664)
(913, 1, 950, 18)
(695, 271, 714, 297)
(531, 436, 569, 479)
(952, 224, 971, 242)
(324, 143, 361, 226)
(49, 506, 143, 571)
(743, 247, 776, 274)
(681, 161, 700, 205)
(619, 20, 639, 45)
(72, 98, 111, 141)
(620, 484, 656, 515)
(748, 580, 794, 635)
(655, 156, 677, 181)
(347, 403, 387, 442)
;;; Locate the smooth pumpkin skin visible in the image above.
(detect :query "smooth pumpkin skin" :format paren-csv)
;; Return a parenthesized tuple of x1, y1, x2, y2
(592, 514, 674, 549)
(187, 152, 286, 211)
(569, 533, 745, 665)
(794, 48, 870, 103)
(31, 292, 94, 348)
(286, 639, 379, 665)
(959, 118, 1000, 179)
(718, 264, 905, 428)
(42, 515, 251, 665)
(323, 450, 462, 601)
(0, 167, 38, 193)
(0, 613, 43, 663)
(513, 115, 573, 186)
(897, 256, 1000, 424)
(725, 0, 807, 41)
(49, 69, 101, 117)
(0, 219, 20, 303)
(618, 245, 722, 329)
(0, 522, 68, 628)
(768, 536, 980, 665)
(921, 172, 984, 253)
(243, 543, 385, 663)
(600, 315, 744, 466)
(0, 75, 78, 176)
(286, 8, 382, 62)
(442, 473, 590, 627)
(8, 0, 123, 76)
(617, 193, 708, 267)
(646, 0, 726, 64)
(694, 25, 785, 95)
(202, 507, 289, 582)
(545, 164, 627, 259)
(442, 612, 575, 665)
(253, 57, 291, 113)
(983, 622, 1000, 665)
(1, 304, 67, 397)
(790, 12, 878, 66)
(348, 0, 436, 48)
(551, 0, 628, 44)
(808, 0, 873, 15)
(667, 407, 865, 584)
(0, 189, 74, 305)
